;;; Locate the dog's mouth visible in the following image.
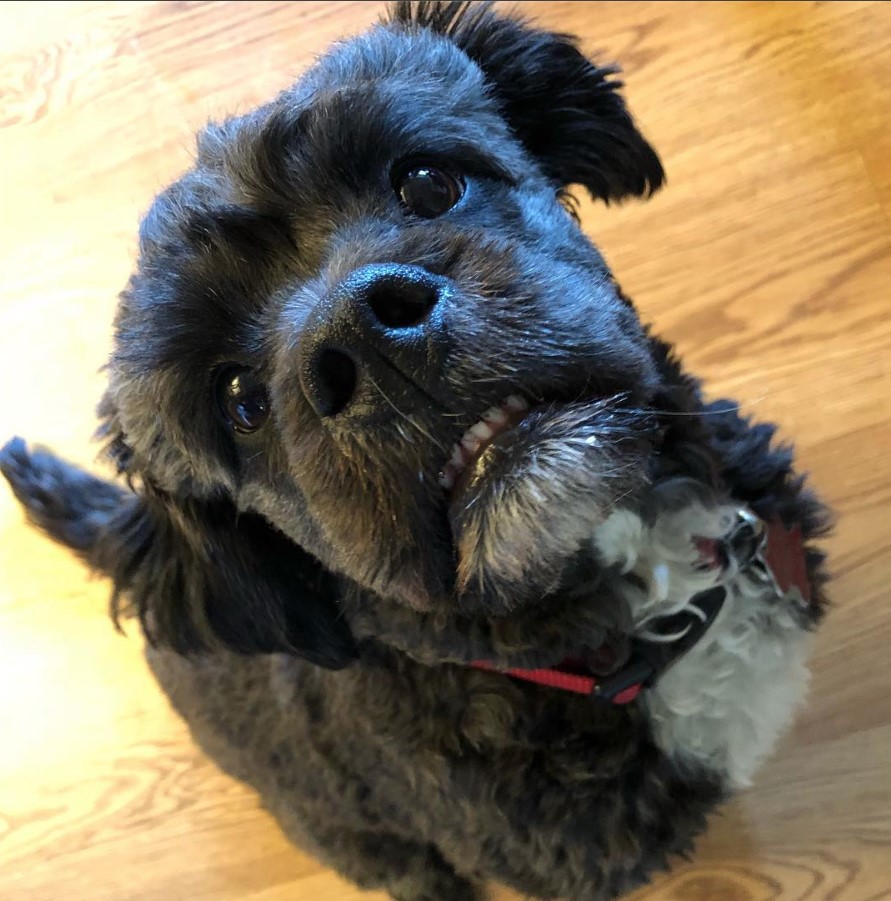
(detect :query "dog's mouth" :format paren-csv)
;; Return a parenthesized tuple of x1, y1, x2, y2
(437, 394, 531, 502)
(436, 389, 655, 605)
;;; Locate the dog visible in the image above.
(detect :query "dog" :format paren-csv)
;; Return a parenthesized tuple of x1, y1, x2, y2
(0, 2, 830, 899)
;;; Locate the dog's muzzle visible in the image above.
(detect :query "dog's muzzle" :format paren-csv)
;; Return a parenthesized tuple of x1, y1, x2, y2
(297, 263, 452, 419)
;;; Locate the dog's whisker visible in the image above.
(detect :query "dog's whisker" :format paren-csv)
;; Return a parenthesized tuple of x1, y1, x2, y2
(600, 484, 638, 516)
(612, 398, 767, 420)
(373, 349, 458, 419)
(368, 378, 449, 454)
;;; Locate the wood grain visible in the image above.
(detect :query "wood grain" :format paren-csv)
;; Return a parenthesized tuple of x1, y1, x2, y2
(1, 2, 889, 899)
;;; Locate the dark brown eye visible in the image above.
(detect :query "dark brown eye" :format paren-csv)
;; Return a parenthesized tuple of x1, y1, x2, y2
(396, 165, 465, 218)
(217, 366, 269, 434)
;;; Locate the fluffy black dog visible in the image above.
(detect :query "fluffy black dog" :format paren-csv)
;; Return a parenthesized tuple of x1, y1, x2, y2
(1, 3, 829, 899)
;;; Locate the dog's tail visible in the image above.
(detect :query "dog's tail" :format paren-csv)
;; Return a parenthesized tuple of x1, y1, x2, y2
(0, 437, 127, 560)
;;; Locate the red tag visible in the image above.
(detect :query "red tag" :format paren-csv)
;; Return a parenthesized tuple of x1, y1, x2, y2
(764, 522, 811, 603)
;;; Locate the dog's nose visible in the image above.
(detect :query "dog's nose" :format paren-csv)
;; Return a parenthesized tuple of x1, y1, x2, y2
(299, 263, 447, 418)
(358, 264, 441, 330)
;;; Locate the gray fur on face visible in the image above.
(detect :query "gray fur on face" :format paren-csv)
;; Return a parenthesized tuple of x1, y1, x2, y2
(450, 400, 655, 608)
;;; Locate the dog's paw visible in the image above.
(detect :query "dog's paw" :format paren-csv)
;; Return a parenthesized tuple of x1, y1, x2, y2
(0, 437, 125, 551)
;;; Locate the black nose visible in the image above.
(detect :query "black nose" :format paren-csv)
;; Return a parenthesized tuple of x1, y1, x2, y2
(363, 267, 440, 329)
(299, 263, 446, 419)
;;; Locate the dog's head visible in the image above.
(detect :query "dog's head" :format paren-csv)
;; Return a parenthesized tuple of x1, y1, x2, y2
(99, 1, 666, 668)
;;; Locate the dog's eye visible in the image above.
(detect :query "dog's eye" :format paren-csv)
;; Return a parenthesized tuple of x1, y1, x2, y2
(217, 366, 270, 434)
(396, 165, 465, 218)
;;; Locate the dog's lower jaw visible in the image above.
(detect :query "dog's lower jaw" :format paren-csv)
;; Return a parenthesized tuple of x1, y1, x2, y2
(449, 399, 655, 612)
(594, 502, 814, 789)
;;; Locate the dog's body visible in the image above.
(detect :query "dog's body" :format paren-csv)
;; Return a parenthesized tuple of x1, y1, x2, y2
(0, 3, 828, 899)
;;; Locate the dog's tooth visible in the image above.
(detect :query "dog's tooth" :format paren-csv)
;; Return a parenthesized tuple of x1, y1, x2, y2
(449, 445, 465, 469)
(461, 434, 481, 454)
(438, 470, 455, 490)
(470, 421, 494, 441)
(483, 406, 509, 427)
(505, 394, 528, 412)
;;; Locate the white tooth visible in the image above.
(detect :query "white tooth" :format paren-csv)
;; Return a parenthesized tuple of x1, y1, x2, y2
(505, 394, 528, 411)
(483, 406, 508, 426)
(470, 421, 494, 441)
(461, 434, 481, 454)
(438, 470, 454, 490)
(450, 445, 464, 468)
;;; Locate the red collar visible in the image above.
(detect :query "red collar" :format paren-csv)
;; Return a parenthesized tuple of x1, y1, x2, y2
(472, 515, 810, 705)
(472, 659, 646, 704)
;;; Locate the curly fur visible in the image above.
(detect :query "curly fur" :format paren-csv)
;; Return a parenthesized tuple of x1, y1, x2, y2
(0, 3, 829, 899)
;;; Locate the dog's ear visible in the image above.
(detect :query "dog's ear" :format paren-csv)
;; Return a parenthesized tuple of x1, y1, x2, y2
(95, 484, 356, 669)
(86, 396, 356, 668)
(390, 1, 664, 203)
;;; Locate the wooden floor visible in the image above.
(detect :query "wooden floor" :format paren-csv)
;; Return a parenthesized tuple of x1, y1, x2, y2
(1, 2, 890, 898)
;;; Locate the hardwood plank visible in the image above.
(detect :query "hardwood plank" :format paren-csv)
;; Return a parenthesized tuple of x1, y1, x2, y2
(1, 2, 889, 899)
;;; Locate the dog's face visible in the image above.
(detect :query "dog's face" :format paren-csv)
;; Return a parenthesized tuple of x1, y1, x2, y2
(100, 3, 666, 665)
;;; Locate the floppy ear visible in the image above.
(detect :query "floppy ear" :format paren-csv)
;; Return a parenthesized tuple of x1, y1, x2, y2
(391, 0, 664, 202)
(95, 483, 357, 669)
